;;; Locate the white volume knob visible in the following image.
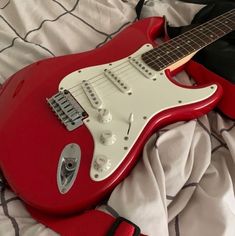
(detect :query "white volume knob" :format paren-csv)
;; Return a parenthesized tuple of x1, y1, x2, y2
(94, 155, 111, 172)
(98, 109, 112, 123)
(100, 130, 116, 145)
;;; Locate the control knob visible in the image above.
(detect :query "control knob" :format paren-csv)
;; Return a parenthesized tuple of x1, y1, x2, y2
(94, 155, 111, 172)
(98, 109, 112, 123)
(100, 130, 116, 145)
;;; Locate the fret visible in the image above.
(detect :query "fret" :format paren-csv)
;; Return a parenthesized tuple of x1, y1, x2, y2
(141, 9, 235, 71)
(221, 18, 235, 29)
(190, 27, 217, 45)
(145, 52, 175, 70)
(142, 52, 168, 70)
(160, 41, 186, 58)
(142, 50, 169, 66)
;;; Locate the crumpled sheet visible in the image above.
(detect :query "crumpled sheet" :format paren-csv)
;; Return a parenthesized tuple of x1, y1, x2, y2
(0, 1, 235, 235)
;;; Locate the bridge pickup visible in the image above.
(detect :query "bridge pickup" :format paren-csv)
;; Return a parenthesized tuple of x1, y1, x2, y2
(81, 80, 102, 109)
(129, 57, 156, 80)
(47, 91, 87, 131)
(104, 69, 131, 94)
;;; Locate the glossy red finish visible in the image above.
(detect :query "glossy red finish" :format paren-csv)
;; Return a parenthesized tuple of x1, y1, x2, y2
(186, 60, 235, 120)
(0, 17, 222, 217)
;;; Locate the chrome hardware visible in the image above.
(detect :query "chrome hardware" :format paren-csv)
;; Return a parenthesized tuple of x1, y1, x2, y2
(47, 90, 87, 131)
(57, 143, 81, 194)
(129, 56, 156, 79)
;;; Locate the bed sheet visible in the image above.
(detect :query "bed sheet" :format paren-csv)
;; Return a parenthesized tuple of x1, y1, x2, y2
(0, 1, 235, 236)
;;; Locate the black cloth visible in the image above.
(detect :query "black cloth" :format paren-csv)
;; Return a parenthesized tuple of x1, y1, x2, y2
(167, 2, 235, 84)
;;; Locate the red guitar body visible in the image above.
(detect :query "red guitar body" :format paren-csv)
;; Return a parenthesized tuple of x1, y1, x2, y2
(0, 16, 223, 223)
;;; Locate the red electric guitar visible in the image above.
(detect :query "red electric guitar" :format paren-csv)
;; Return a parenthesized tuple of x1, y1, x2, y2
(0, 10, 234, 216)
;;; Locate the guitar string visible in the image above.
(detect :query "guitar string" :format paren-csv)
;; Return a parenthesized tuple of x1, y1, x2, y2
(67, 17, 234, 101)
(143, 9, 235, 66)
(69, 9, 235, 97)
(66, 10, 235, 95)
(67, 12, 235, 101)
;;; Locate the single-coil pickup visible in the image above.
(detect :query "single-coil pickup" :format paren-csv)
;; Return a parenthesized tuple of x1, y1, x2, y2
(81, 80, 102, 109)
(129, 57, 156, 80)
(104, 69, 131, 94)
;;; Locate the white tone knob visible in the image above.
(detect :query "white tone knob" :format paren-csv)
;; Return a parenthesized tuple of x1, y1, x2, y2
(98, 109, 112, 123)
(94, 155, 111, 172)
(100, 130, 116, 145)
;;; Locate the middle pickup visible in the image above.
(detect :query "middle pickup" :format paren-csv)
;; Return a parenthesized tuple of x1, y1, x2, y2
(104, 69, 131, 94)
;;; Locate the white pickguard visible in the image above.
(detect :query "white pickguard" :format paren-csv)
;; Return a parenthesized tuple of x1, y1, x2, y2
(60, 44, 217, 181)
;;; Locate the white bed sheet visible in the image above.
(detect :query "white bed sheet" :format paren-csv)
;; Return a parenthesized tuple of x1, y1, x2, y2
(0, 1, 235, 236)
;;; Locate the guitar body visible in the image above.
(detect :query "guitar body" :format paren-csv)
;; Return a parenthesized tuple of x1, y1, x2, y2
(0, 17, 222, 215)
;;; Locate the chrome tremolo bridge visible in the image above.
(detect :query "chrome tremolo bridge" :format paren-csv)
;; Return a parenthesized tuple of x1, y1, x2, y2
(47, 90, 88, 131)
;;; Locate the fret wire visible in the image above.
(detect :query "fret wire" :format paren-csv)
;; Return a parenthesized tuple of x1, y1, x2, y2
(148, 52, 174, 69)
(144, 10, 234, 68)
(142, 9, 235, 70)
(143, 9, 235, 65)
(142, 47, 177, 68)
(142, 52, 166, 69)
(220, 17, 235, 29)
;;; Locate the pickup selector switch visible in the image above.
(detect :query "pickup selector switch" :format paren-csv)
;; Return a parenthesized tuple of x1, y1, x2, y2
(98, 108, 112, 123)
(100, 130, 116, 145)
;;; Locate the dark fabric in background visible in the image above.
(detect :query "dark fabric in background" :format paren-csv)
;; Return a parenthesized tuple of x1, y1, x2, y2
(168, 2, 235, 84)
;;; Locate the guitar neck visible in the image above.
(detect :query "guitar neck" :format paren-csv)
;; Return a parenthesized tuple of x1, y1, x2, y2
(142, 9, 235, 71)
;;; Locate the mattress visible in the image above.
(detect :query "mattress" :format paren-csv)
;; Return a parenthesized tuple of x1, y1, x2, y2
(0, 1, 235, 235)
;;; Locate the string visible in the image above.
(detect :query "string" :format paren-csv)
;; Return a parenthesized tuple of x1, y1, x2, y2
(143, 9, 235, 68)
(63, 9, 235, 102)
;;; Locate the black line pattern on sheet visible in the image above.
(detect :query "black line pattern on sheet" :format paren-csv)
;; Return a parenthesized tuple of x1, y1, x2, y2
(166, 182, 198, 201)
(212, 144, 226, 154)
(0, 15, 22, 38)
(104, 204, 120, 218)
(182, 182, 198, 189)
(0, 188, 20, 236)
(95, 20, 134, 48)
(197, 119, 212, 137)
(197, 119, 228, 150)
(24, 0, 80, 40)
(0, 197, 20, 206)
(220, 123, 235, 134)
(52, 0, 111, 38)
(0, 37, 18, 53)
(0, 0, 10, 9)
(166, 195, 175, 200)
(175, 215, 180, 236)
(0, 15, 55, 56)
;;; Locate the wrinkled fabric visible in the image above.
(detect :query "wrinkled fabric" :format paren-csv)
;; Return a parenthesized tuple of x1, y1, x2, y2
(1, 1, 235, 236)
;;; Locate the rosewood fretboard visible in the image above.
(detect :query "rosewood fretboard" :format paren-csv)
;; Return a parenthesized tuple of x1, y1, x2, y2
(141, 9, 235, 71)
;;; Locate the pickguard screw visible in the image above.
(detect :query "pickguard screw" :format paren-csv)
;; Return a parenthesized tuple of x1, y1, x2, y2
(124, 147, 128, 150)
(143, 116, 147, 120)
(178, 100, 182, 103)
